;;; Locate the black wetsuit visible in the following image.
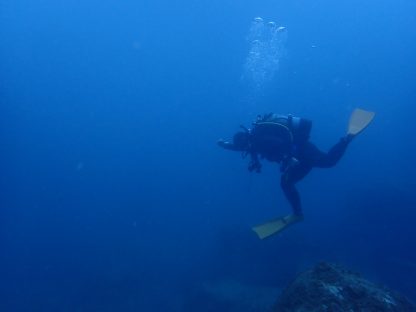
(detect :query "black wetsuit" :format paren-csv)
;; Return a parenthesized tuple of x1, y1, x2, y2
(219, 127, 350, 216)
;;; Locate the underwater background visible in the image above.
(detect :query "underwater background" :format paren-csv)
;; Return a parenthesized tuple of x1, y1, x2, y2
(1, 0, 416, 310)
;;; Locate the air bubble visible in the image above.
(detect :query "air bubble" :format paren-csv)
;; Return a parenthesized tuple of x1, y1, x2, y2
(243, 18, 287, 92)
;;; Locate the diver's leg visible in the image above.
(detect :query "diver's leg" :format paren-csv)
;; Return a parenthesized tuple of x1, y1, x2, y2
(302, 139, 351, 169)
(280, 163, 312, 216)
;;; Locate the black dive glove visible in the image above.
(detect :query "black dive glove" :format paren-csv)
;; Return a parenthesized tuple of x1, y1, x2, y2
(248, 156, 261, 173)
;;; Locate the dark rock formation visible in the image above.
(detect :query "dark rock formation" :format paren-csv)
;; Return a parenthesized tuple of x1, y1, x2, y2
(275, 262, 416, 312)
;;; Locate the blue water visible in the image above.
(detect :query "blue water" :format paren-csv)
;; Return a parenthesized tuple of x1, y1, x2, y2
(1, 0, 416, 311)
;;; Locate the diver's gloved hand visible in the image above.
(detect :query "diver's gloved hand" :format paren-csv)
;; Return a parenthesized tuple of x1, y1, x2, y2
(248, 159, 261, 173)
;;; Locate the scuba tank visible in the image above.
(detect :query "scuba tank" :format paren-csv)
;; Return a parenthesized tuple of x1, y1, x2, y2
(253, 113, 312, 145)
(250, 113, 312, 162)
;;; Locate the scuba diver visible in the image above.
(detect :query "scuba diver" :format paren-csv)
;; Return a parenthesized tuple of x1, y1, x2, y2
(217, 109, 375, 239)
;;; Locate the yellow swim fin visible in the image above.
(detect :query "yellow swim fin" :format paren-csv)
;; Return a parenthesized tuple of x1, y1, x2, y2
(252, 214, 303, 239)
(348, 108, 375, 136)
